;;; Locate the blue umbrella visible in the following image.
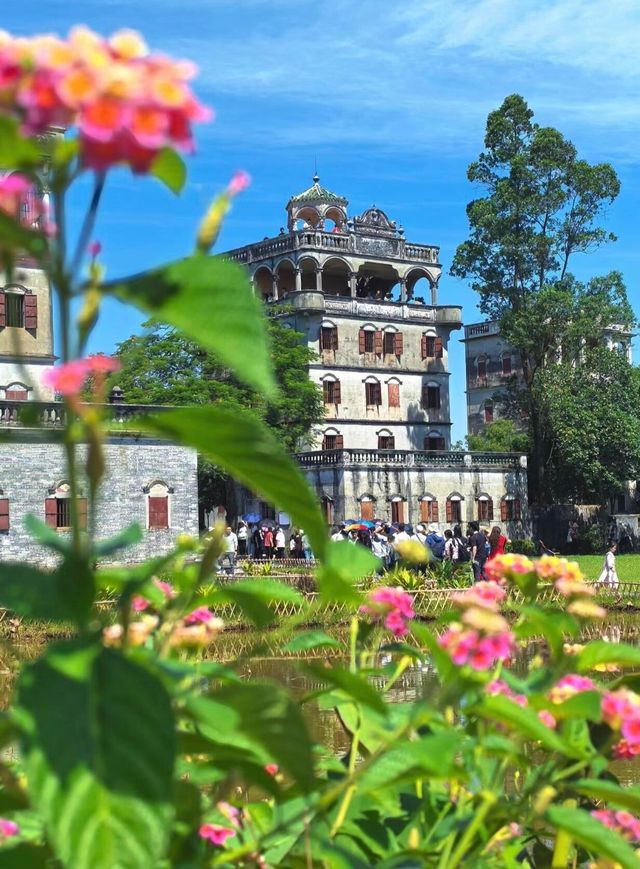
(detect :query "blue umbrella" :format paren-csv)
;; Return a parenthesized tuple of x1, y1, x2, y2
(244, 512, 261, 524)
(361, 520, 376, 529)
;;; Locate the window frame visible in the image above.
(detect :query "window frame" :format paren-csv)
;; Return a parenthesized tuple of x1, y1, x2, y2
(365, 380, 382, 406)
(5, 292, 24, 328)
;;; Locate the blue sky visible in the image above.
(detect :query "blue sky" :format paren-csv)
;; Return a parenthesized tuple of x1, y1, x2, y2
(6, 0, 640, 441)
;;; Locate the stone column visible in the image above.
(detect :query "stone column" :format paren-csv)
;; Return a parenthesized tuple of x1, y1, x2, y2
(399, 278, 407, 303)
(294, 268, 302, 292)
(316, 268, 323, 293)
(430, 282, 437, 306)
(349, 271, 357, 298)
(272, 274, 279, 301)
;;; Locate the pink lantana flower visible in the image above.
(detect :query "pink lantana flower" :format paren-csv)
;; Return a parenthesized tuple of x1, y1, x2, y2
(42, 359, 92, 395)
(487, 679, 527, 707)
(185, 606, 216, 625)
(549, 674, 596, 704)
(227, 170, 251, 197)
(264, 763, 279, 777)
(199, 823, 236, 846)
(88, 240, 102, 258)
(360, 586, 414, 637)
(537, 710, 557, 729)
(0, 818, 18, 838)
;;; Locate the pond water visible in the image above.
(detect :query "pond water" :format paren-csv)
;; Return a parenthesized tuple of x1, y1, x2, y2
(6, 612, 640, 784)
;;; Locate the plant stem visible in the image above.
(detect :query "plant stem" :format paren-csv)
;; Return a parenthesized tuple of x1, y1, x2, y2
(446, 790, 497, 869)
(70, 172, 105, 287)
(552, 799, 577, 867)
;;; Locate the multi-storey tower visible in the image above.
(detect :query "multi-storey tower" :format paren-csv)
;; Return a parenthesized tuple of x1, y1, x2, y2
(224, 178, 529, 530)
(225, 176, 462, 453)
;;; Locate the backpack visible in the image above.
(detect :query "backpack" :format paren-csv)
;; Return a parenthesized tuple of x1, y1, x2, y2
(427, 533, 445, 560)
(454, 537, 471, 563)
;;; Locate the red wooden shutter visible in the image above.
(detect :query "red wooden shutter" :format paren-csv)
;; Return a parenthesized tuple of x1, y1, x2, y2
(77, 498, 88, 530)
(358, 329, 366, 353)
(0, 499, 9, 531)
(374, 331, 383, 355)
(431, 500, 439, 522)
(388, 382, 400, 408)
(435, 336, 443, 358)
(502, 354, 512, 375)
(335, 434, 344, 450)
(488, 499, 494, 521)
(319, 327, 325, 350)
(334, 380, 341, 404)
(477, 358, 486, 379)
(332, 327, 338, 350)
(434, 387, 441, 409)
(24, 294, 37, 330)
(501, 500, 508, 521)
(446, 500, 453, 523)
(514, 499, 521, 520)
(394, 332, 403, 356)
(149, 496, 169, 529)
(45, 498, 57, 528)
(375, 382, 382, 405)
(361, 500, 374, 521)
(420, 500, 429, 522)
(0, 292, 5, 328)
(421, 335, 427, 359)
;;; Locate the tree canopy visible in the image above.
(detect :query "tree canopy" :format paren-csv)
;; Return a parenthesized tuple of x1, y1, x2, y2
(453, 94, 639, 505)
(109, 316, 325, 514)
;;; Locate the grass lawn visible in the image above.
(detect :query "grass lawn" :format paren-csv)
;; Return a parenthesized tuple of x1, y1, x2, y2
(570, 554, 640, 583)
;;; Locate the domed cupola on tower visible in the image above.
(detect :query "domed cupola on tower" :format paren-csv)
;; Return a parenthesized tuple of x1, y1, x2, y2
(286, 175, 348, 232)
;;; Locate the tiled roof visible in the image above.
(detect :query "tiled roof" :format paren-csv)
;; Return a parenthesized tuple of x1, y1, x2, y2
(288, 175, 348, 206)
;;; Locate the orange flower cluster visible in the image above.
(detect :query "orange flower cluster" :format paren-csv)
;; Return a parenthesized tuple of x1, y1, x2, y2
(0, 27, 210, 171)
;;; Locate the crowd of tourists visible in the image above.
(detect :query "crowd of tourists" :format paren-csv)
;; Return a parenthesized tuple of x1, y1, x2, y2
(216, 522, 313, 573)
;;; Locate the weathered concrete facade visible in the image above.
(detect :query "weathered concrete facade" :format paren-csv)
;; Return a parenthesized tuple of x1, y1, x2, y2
(0, 431, 198, 565)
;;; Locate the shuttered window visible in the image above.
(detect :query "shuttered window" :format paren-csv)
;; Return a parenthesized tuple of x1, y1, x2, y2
(446, 499, 462, 524)
(45, 496, 87, 530)
(477, 357, 487, 379)
(477, 498, 494, 522)
(424, 435, 445, 451)
(365, 382, 382, 406)
(320, 326, 338, 350)
(322, 433, 343, 450)
(420, 499, 438, 523)
(24, 294, 37, 330)
(323, 380, 341, 404)
(387, 382, 400, 407)
(360, 500, 375, 521)
(421, 385, 440, 410)
(502, 353, 512, 375)
(484, 401, 494, 423)
(378, 435, 395, 449)
(360, 330, 376, 353)
(383, 331, 396, 355)
(0, 499, 9, 532)
(5, 388, 27, 400)
(148, 495, 169, 529)
(6, 293, 23, 328)
(501, 498, 521, 521)
(391, 501, 405, 524)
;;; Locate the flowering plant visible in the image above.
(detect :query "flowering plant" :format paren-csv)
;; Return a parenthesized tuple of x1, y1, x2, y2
(0, 26, 639, 869)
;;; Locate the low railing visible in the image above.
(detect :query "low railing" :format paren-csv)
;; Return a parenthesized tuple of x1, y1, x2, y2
(295, 448, 524, 469)
(0, 400, 171, 429)
(464, 321, 500, 339)
(224, 231, 440, 266)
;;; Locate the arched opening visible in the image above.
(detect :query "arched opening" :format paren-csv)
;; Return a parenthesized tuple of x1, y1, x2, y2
(294, 206, 321, 230)
(324, 206, 346, 232)
(446, 493, 464, 525)
(276, 260, 296, 297)
(476, 493, 494, 523)
(298, 257, 318, 291)
(377, 428, 395, 450)
(406, 269, 434, 304)
(424, 431, 446, 451)
(356, 263, 400, 300)
(145, 480, 172, 530)
(322, 257, 350, 296)
(322, 427, 343, 451)
(359, 494, 376, 522)
(419, 494, 439, 524)
(390, 495, 406, 525)
(253, 266, 273, 302)
(5, 382, 28, 401)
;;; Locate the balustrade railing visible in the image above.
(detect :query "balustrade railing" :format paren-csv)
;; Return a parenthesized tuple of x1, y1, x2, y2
(295, 448, 523, 469)
(0, 400, 171, 429)
(224, 231, 439, 265)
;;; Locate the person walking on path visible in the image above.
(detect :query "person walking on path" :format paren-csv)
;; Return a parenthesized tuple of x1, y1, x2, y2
(263, 526, 274, 560)
(220, 526, 238, 575)
(598, 543, 620, 589)
(236, 520, 248, 557)
(469, 521, 488, 583)
(487, 525, 510, 562)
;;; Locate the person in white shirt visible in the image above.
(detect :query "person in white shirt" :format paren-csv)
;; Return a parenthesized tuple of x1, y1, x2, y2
(236, 521, 248, 556)
(331, 524, 346, 541)
(220, 526, 238, 575)
(598, 543, 619, 588)
(275, 527, 286, 558)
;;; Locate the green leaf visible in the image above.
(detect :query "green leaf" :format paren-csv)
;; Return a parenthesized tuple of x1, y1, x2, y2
(0, 844, 50, 868)
(283, 630, 341, 653)
(0, 561, 87, 622)
(108, 254, 275, 396)
(0, 212, 47, 260)
(0, 117, 41, 169)
(477, 695, 569, 754)
(187, 682, 315, 791)
(546, 805, 640, 868)
(141, 406, 326, 559)
(16, 642, 175, 869)
(358, 733, 462, 792)
(94, 524, 143, 557)
(315, 541, 378, 602)
(304, 664, 387, 715)
(149, 147, 186, 194)
(209, 579, 305, 628)
(23, 514, 70, 555)
(573, 778, 640, 813)
(539, 690, 602, 723)
(576, 641, 640, 672)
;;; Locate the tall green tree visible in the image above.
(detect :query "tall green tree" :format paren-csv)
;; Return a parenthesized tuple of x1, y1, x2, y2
(452, 94, 637, 504)
(109, 316, 324, 515)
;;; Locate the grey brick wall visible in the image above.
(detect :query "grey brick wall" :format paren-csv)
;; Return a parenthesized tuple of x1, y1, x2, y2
(0, 435, 198, 565)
